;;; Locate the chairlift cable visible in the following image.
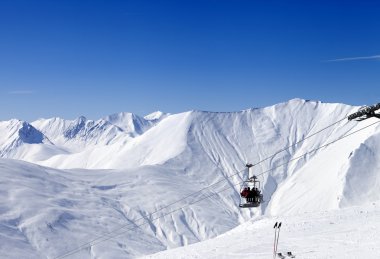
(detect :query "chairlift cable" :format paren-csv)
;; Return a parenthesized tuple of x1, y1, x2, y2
(251, 115, 348, 167)
(54, 182, 237, 259)
(255, 120, 380, 178)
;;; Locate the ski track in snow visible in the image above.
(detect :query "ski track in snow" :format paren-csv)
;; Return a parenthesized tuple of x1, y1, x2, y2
(0, 99, 379, 258)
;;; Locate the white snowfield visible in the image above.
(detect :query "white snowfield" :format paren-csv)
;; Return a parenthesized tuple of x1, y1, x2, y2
(0, 99, 379, 259)
(144, 202, 380, 259)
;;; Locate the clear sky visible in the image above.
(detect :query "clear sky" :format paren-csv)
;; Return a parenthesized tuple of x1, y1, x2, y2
(0, 0, 379, 121)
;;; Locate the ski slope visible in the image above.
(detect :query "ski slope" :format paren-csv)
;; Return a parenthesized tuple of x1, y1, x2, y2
(144, 202, 380, 259)
(0, 99, 380, 258)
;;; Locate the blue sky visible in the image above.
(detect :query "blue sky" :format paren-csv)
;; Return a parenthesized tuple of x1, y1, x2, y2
(0, 0, 379, 121)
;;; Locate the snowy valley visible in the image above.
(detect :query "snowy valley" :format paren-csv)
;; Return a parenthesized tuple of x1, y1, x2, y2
(1, 99, 380, 258)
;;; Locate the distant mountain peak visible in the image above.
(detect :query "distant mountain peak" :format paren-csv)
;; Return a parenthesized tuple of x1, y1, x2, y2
(64, 116, 87, 139)
(144, 111, 168, 121)
(2, 120, 48, 145)
(18, 121, 46, 144)
(0, 120, 52, 158)
(103, 111, 167, 135)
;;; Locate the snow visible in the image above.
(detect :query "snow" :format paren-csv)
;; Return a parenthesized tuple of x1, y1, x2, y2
(0, 159, 240, 258)
(103, 112, 154, 135)
(268, 118, 379, 216)
(144, 111, 168, 122)
(0, 99, 380, 258)
(144, 202, 380, 259)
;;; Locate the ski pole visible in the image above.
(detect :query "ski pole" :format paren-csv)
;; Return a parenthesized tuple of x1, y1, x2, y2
(273, 222, 278, 259)
(275, 222, 282, 256)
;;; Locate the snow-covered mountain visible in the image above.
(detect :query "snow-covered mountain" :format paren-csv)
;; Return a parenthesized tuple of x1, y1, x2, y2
(0, 99, 359, 170)
(1, 99, 380, 258)
(0, 119, 62, 161)
(103, 111, 168, 134)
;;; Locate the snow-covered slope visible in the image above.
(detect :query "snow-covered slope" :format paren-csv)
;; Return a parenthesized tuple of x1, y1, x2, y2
(0, 119, 65, 161)
(27, 111, 169, 167)
(0, 120, 48, 150)
(31, 116, 127, 152)
(103, 111, 167, 135)
(144, 202, 380, 259)
(1, 99, 380, 258)
(0, 158, 245, 259)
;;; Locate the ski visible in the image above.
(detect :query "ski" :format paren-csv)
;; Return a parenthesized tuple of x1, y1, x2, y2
(286, 251, 295, 258)
(273, 222, 294, 259)
(278, 251, 295, 258)
(273, 222, 282, 259)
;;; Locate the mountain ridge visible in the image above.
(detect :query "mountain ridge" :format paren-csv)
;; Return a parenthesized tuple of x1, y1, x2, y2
(0, 99, 359, 169)
(1, 99, 380, 258)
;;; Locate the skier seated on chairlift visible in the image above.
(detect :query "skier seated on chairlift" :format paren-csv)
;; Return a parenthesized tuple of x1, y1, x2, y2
(240, 187, 250, 198)
(250, 187, 260, 201)
(246, 188, 257, 199)
(251, 187, 259, 197)
(242, 187, 260, 201)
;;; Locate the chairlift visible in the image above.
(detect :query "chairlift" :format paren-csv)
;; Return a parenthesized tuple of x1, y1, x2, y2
(348, 103, 380, 121)
(239, 164, 263, 208)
